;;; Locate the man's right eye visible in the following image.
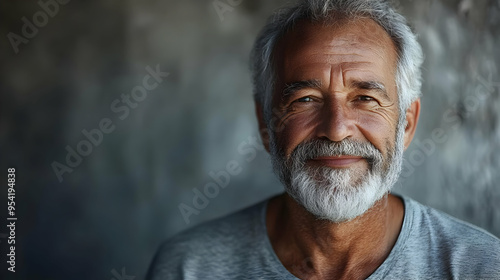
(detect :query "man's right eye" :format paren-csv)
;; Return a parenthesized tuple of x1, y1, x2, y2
(295, 96, 313, 103)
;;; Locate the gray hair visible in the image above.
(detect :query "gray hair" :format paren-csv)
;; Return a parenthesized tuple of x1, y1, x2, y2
(250, 0, 424, 125)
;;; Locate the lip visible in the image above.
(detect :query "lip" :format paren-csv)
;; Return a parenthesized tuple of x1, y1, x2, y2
(308, 156, 363, 168)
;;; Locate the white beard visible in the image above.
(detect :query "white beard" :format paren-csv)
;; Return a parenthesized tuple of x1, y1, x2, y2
(270, 117, 405, 223)
(289, 164, 386, 223)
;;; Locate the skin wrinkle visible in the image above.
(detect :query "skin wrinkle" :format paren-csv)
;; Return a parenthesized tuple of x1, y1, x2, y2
(342, 69, 392, 99)
(272, 18, 400, 163)
(281, 78, 388, 94)
(321, 36, 389, 61)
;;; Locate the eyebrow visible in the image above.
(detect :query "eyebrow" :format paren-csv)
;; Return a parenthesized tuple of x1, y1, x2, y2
(349, 80, 389, 99)
(281, 79, 390, 100)
(282, 79, 322, 97)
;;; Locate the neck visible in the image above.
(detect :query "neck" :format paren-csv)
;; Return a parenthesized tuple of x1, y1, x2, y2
(266, 192, 404, 279)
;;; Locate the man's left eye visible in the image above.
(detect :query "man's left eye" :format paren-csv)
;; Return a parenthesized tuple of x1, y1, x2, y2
(357, 96, 374, 102)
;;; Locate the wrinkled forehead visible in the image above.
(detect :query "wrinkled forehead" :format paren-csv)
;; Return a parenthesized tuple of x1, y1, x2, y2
(271, 18, 399, 90)
(274, 17, 397, 68)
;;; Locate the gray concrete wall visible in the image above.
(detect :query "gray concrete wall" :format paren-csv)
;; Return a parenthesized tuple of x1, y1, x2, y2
(1, 0, 499, 279)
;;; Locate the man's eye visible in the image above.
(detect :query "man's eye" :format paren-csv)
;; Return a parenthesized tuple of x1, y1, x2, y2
(357, 96, 374, 102)
(295, 96, 313, 103)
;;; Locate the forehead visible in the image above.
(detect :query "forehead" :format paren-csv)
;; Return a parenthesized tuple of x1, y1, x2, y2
(273, 18, 398, 86)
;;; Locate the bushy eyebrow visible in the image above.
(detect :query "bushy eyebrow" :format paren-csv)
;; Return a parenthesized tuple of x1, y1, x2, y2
(349, 80, 389, 99)
(282, 79, 322, 97)
(281, 79, 390, 100)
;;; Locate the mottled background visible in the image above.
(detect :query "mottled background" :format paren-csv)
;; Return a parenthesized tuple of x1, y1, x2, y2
(0, 0, 499, 279)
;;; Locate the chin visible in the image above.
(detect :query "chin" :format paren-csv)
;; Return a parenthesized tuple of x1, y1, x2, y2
(286, 167, 390, 223)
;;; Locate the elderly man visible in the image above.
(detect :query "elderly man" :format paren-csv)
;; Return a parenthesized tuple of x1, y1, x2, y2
(147, 0, 500, 279)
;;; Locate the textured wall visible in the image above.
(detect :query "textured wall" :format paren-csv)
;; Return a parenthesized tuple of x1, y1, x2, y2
(1, 0, 499, 279)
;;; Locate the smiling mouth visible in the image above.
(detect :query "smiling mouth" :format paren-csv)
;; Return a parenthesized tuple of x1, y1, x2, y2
(308, 156, 364, 168)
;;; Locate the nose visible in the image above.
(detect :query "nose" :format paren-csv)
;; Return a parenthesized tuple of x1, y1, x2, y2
(316, 100, 355, 142)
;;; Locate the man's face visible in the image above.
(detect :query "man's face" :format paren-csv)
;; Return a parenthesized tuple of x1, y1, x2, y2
(268, 18, 404, 222)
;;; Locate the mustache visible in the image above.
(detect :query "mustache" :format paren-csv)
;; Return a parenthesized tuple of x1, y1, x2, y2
(287, 138, 383, 166)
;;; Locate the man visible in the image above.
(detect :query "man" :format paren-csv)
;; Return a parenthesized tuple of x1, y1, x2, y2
(147, 0, 500, 279)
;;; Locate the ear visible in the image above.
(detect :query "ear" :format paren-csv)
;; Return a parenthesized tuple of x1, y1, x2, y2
(255, 102, 271, 153)
(403, 98, 421, 150)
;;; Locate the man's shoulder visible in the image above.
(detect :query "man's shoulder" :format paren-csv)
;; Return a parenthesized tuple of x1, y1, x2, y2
(166, 199, 266, 248)
(146, 198, 270, 279)
(406, 196, 500, 246)
(399, 196, 500, 277)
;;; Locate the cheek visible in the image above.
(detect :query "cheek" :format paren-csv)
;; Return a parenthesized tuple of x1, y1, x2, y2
(275, 111, 318, 156)
(356, 113, 397, 157)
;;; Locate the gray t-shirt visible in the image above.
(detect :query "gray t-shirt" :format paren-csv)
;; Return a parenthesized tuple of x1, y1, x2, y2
(147, 195, 500, 279)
